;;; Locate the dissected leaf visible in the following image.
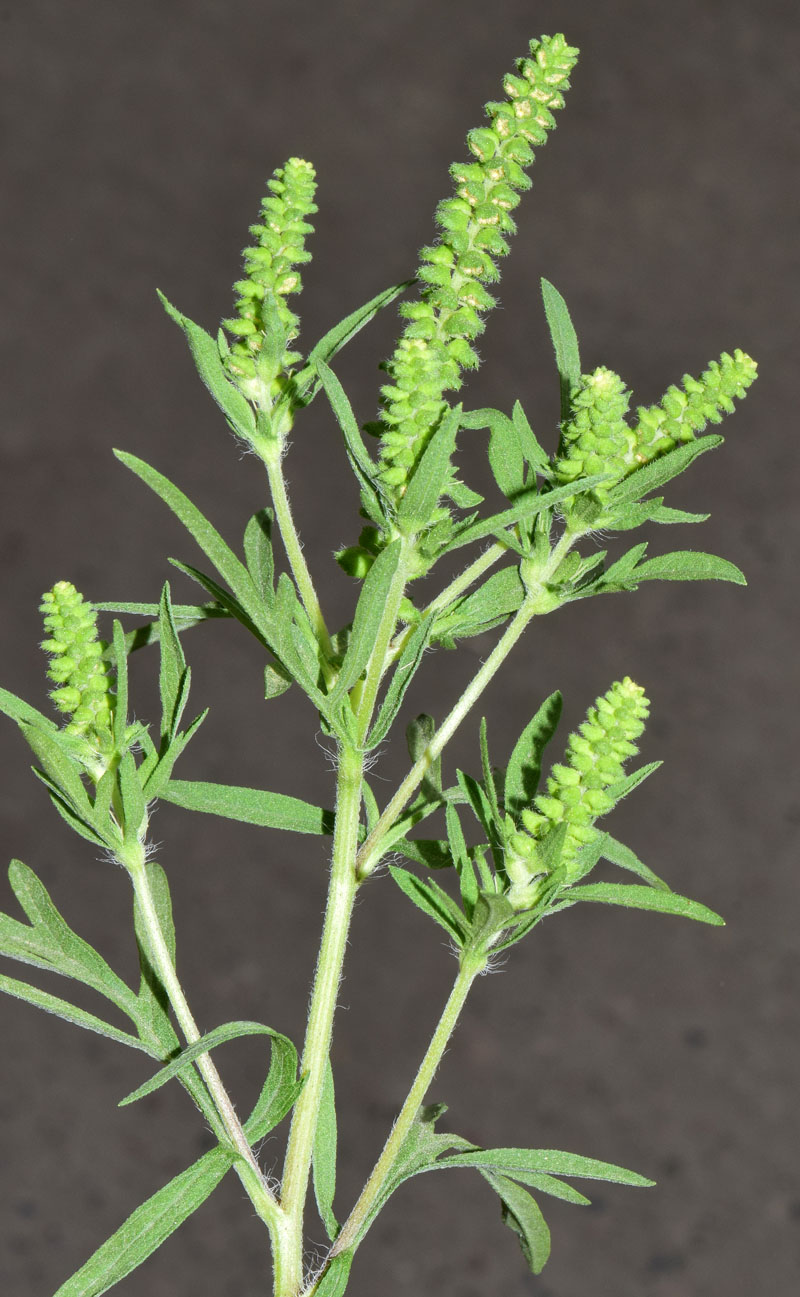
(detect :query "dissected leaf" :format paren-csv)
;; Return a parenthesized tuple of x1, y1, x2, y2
(0, 973, 146, 1052)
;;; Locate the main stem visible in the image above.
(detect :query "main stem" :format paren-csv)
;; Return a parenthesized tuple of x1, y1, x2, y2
(318, 953, 485, 1278)
(277, 744, 364, 1296)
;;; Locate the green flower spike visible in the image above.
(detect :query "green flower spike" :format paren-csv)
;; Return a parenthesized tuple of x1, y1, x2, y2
(630, 348, 757, 463)
(553, 350, 758, 505)
(552, 366, 633, 493)
(40, 581, 115, 770)
(377, 33, 579, 502)
(222, 157, 318, 406)
(504, 677, 649, 906)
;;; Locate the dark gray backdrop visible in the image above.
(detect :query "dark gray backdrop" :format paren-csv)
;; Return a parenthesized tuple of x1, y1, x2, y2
(2, 2, 797, 1294)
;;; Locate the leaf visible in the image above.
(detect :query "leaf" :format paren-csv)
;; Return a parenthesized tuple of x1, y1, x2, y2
(595, 833, 668, 889)
(512, 400, 550, 473)
(541, 278, 581, 422)
(367, 612, 435, 748)
(160, 779, 334, 835)
(388, 867, 467, 944)
(2, 861, 140, 1016)
(628, 550, 746, 586)
(158, 291, 256, 440)
(311, 1251, 354, 1297)
(482, 1170, 551, 1274)
(157, 583, 189, 743)
(243, 1031, 304, 1143)
(0, 972, 147, 1051)
(331, 541, 402, 700)
(479, 717, 501, 822)
(0, 684, 58, 734)
(441, 476, 607, 555)
(19, 724, 96, 824)
(110, 621, 129, 751)
(298, 280, 414, 398)
(437, 1146, 655, 1187)
(119, 1020, 283, 1106)
(605, 435, 723, 508)
(264, 663, 293, 700)
(167, 558, 268, 644)
(114, 451, 268, 635)
(52, 1144, 232, 1297)
(316, 360, 382, 492)
(460, 408, 525, 499)
(118, 751, 146, 846)
(396, 405, 462, 534)
(606, 761, 662, 804)
(243, 509, 275, 605)
(507, 1170, 591, 1207)
(434, 567, 526, 641)
(406, 713, 441, 799)
(560, 881, 725, 925)
(446, 804, 478, 917)
(313, 1056, 340, 1240)
(132, 862, 179, 1055)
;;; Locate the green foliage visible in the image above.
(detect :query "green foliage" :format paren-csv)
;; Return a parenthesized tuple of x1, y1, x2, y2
(0, 26, 759, 1297)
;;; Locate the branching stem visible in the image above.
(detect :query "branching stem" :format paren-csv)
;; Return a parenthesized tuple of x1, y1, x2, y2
(125, 850, 283, 1238)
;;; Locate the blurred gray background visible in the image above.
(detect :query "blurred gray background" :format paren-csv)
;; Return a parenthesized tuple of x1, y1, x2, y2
(1, 1, 797, 1294)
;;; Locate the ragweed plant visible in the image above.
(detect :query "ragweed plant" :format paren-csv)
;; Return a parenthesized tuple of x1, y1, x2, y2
(0, 32, 757, 1297)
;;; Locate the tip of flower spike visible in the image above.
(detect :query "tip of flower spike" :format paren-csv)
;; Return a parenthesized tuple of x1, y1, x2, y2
(40, 581, 115, 751)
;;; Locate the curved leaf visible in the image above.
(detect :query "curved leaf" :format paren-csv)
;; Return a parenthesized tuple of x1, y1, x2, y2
(160, 778, 334, 834)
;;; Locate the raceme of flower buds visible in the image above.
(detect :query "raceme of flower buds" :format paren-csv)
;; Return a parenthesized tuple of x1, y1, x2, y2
(40, 582, 115, 758)
(222, 157, 318, 403)
(504, 677, 650, 904)
(376, 33, 579, 504)
(553, 349, 758, 503)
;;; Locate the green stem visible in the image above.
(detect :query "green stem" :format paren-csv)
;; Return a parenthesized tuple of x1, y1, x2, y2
(262, 448, 334, 668)
(125, 851, 282, 1237)
(388, 539, 507, 663)
(357, 531, 577, 878)
(318, 953, 485, 1278)
(277, 744, 365, 1297)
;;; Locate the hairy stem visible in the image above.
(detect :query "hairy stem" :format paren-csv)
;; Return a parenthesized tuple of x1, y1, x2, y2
(357, 531, 576, 876)
(125, 851, 282, 1237)
(262, 448, 334, 669)
(277, 744, 364, 1296)
(315, 952, 485, 1283)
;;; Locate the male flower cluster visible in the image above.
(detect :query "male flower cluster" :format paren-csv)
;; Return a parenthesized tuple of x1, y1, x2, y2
(40, 582, 115, 767)
(376, 33, 579, 499)
(504, 677, 649, 907)
(223, 157, 318, 405)
(554, 349, 757, 503)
